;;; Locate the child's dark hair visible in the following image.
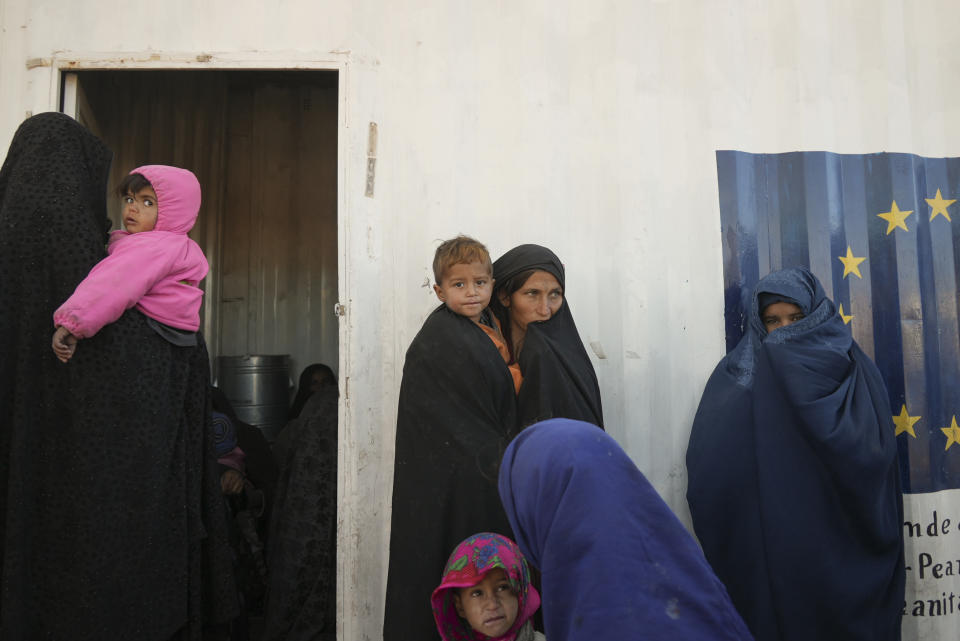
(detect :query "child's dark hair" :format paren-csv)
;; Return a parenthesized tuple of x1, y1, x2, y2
(115, 172, 153, 198)
(433, 236, 492, 284)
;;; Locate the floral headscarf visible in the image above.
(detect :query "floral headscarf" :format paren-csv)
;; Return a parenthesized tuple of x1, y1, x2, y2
(431, 532, 540, 641)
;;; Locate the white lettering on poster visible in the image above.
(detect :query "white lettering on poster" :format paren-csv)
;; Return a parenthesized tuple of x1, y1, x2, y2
(901, 490, 960, 640)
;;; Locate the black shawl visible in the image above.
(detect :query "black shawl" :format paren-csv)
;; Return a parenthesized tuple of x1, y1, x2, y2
(383, 305, 518, 641)
(0, 113, 237, 640)
(492, 244, 603, 428)
(686, 267, 904, 641)
(262, 384, 338, 641)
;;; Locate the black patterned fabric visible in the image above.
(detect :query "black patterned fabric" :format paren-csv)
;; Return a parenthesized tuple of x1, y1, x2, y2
(262, 384, 339, 641)
(383, 305, 518, 641)
(0, 113, 237, 640)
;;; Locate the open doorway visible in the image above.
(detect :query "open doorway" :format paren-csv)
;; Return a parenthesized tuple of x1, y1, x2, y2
(63, 69, 340, 423)
(61, 69, 341, 639)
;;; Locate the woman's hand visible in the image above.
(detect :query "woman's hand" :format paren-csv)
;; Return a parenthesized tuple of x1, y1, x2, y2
(52, 326, 78, 363)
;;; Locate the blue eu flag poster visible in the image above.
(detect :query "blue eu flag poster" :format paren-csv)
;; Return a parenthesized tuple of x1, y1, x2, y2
(717, 150, 960, 638)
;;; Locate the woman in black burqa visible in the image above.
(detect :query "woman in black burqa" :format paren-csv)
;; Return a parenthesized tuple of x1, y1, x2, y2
(262, 366, 339, 641)
(287, 362, 336, 421)
(491, 244, 603, 429)
(0, 112, 237, 641)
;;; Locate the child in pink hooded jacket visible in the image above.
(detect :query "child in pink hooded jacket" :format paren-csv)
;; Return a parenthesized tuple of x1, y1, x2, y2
(52, 165, 209, 362)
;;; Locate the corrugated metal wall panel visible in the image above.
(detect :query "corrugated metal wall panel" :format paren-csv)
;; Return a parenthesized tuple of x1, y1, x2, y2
(221, 79, 338, 380)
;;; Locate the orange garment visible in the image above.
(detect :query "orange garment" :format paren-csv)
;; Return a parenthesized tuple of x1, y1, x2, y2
(478, 316, 523, 394)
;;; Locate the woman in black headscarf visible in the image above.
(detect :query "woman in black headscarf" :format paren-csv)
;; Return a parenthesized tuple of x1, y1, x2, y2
(491, 244, 603, 428)
(0, 113, 236, 641)
(262, 371, 339, 641)
(287, 363, 336, 421)
(686, 266, 904, 641)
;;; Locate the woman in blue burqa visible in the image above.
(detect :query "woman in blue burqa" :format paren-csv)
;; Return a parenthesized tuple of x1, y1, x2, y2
(499, 418, 752, 640)
(686, 266, 904, 641)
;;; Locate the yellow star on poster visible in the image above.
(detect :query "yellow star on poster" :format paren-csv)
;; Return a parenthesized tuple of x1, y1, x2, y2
(877, 200, 913, 234)
(941, 416, 960, 451)
(893, 405, 920, 438)
(927, 188, 956, 222)
(838, 303, 854, 325)
(838, 246, 866, 279)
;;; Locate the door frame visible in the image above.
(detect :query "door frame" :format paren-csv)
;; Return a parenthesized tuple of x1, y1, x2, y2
(47, 50, 358, 636)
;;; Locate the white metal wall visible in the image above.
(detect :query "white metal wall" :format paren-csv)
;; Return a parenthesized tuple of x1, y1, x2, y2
(4, 2, 960, 639)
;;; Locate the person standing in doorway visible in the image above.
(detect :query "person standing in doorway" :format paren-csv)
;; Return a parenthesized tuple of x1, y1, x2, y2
(0, 113, 237, 641)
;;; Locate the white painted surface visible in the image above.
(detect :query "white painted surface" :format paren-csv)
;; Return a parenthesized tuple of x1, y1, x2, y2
(4, 2, 960, 639)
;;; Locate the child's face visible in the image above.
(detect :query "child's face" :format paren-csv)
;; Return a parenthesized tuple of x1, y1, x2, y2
(121, 186, 159, 233)
(433, 261, 493, 322)
(453, 568, 519, 638)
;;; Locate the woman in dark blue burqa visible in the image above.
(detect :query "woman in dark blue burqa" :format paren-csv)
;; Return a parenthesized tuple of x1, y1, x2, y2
(686, 266, 904, 641)
(499, 418, 753, 641)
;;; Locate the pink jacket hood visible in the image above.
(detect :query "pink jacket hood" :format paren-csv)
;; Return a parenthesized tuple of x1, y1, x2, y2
(131, 164, 202, 234)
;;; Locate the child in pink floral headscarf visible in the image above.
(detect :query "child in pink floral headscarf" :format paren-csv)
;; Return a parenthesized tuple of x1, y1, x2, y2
(431, 532, 544, 641)
(52, 165, 208, 361)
